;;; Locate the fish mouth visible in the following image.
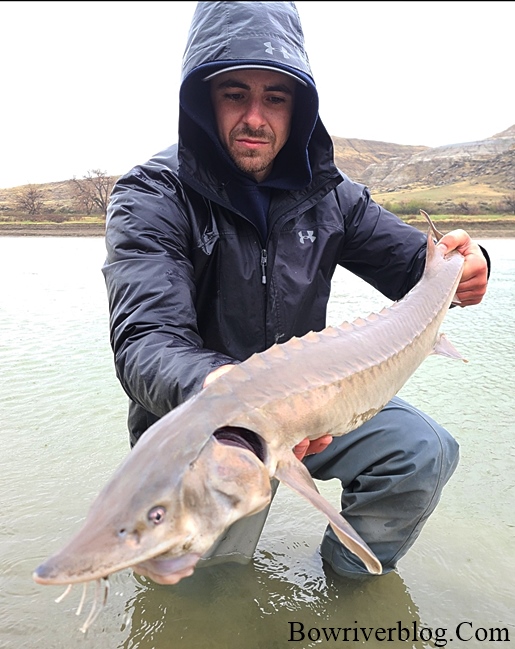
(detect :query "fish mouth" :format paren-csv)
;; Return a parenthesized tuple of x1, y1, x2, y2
(131, 552, 202, 585)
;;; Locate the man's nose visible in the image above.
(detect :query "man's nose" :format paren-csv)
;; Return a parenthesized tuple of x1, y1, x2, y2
(242, 99, 266, 129)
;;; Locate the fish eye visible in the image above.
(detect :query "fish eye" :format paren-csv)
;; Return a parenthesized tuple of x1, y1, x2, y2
(147, 506, 166, 525)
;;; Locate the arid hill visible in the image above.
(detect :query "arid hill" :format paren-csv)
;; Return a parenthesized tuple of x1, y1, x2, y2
(1, 124, 514, 219)
(356, 124, 515, 193)
(331, 137, 428, 183)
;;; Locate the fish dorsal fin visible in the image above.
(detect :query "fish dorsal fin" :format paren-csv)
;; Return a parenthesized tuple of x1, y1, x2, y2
(274, 456, 382, 575)
(420, 209, 445, 241)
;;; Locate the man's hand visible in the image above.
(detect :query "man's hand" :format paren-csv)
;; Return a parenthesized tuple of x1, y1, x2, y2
(293, 435, 333, 460)
(438, 229, 488, 307)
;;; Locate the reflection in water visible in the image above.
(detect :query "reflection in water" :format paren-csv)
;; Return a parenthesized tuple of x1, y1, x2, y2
(122, 557, 432, 649)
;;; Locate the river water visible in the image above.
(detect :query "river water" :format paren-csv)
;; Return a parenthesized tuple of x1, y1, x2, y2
(0, 236, 513, 649)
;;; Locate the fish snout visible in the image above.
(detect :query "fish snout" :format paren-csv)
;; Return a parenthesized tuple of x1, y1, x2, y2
(32, 562, 57, 585)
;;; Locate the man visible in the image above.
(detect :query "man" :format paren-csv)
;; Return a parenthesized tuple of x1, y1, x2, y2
(103, 1, 488, 578)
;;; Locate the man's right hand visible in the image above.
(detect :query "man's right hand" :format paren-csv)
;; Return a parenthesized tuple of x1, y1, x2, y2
(293, 435, 333, 460)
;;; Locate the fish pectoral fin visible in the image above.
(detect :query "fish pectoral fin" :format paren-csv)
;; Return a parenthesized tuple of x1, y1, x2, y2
(432, 333, 468, 362)
(274, 457, 382, 575)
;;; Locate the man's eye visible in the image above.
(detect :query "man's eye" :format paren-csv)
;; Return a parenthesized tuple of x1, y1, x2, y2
(223, 92, 244, 101)
(267, 96, 286, 105)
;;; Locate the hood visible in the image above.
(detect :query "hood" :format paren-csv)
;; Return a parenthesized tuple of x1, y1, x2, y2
(177, 1, 333, 193)
(181, 1, 313, 82)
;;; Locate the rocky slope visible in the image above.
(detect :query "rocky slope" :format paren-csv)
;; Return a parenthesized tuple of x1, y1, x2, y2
(331, 137, 428, 182)
(357, 125, 515, 192)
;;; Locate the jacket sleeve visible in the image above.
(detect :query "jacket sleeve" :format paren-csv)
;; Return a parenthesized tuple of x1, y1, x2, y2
(102, 164, 236, 419)
(335, 177, 429, 300)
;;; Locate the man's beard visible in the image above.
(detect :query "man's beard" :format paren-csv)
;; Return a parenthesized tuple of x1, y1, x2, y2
(227, 127, 276, 179)
(229, 150, 274, 177)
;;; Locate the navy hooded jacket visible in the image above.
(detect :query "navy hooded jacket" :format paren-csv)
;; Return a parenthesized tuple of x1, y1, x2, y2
(103, 2, 430, 445)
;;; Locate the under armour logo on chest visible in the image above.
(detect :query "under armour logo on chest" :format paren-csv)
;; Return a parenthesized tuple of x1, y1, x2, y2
(298, 230, 316, 244)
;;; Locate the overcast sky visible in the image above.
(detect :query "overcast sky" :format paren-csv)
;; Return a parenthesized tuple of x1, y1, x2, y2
(1, 0, 513, 189)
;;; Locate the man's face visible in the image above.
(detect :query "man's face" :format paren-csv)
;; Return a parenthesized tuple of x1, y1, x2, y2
(210, 69, 296, 182)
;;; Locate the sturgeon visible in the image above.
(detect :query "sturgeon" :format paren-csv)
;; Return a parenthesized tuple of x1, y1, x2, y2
(33, 212, 466, 631)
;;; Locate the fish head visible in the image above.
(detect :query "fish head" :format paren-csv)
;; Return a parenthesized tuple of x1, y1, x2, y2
(33, 434, 272, 587)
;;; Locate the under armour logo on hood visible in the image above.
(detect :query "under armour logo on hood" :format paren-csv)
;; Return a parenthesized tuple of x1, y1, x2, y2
(264, 42, 291, 59)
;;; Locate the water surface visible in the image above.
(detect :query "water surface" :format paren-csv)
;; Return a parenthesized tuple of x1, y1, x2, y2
(0, 237, 513, 648)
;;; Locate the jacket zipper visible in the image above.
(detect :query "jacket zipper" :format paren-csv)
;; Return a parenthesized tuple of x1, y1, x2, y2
(260, 249, 268, 284)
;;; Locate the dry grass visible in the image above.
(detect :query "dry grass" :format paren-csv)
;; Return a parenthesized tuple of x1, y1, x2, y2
(372, 180, 508, 205)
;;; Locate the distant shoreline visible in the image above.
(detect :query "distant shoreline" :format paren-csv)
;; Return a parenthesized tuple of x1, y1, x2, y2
(405, 219, 515, 239)
(0, 223, 106, 237)
(1, 220, 514, 238)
